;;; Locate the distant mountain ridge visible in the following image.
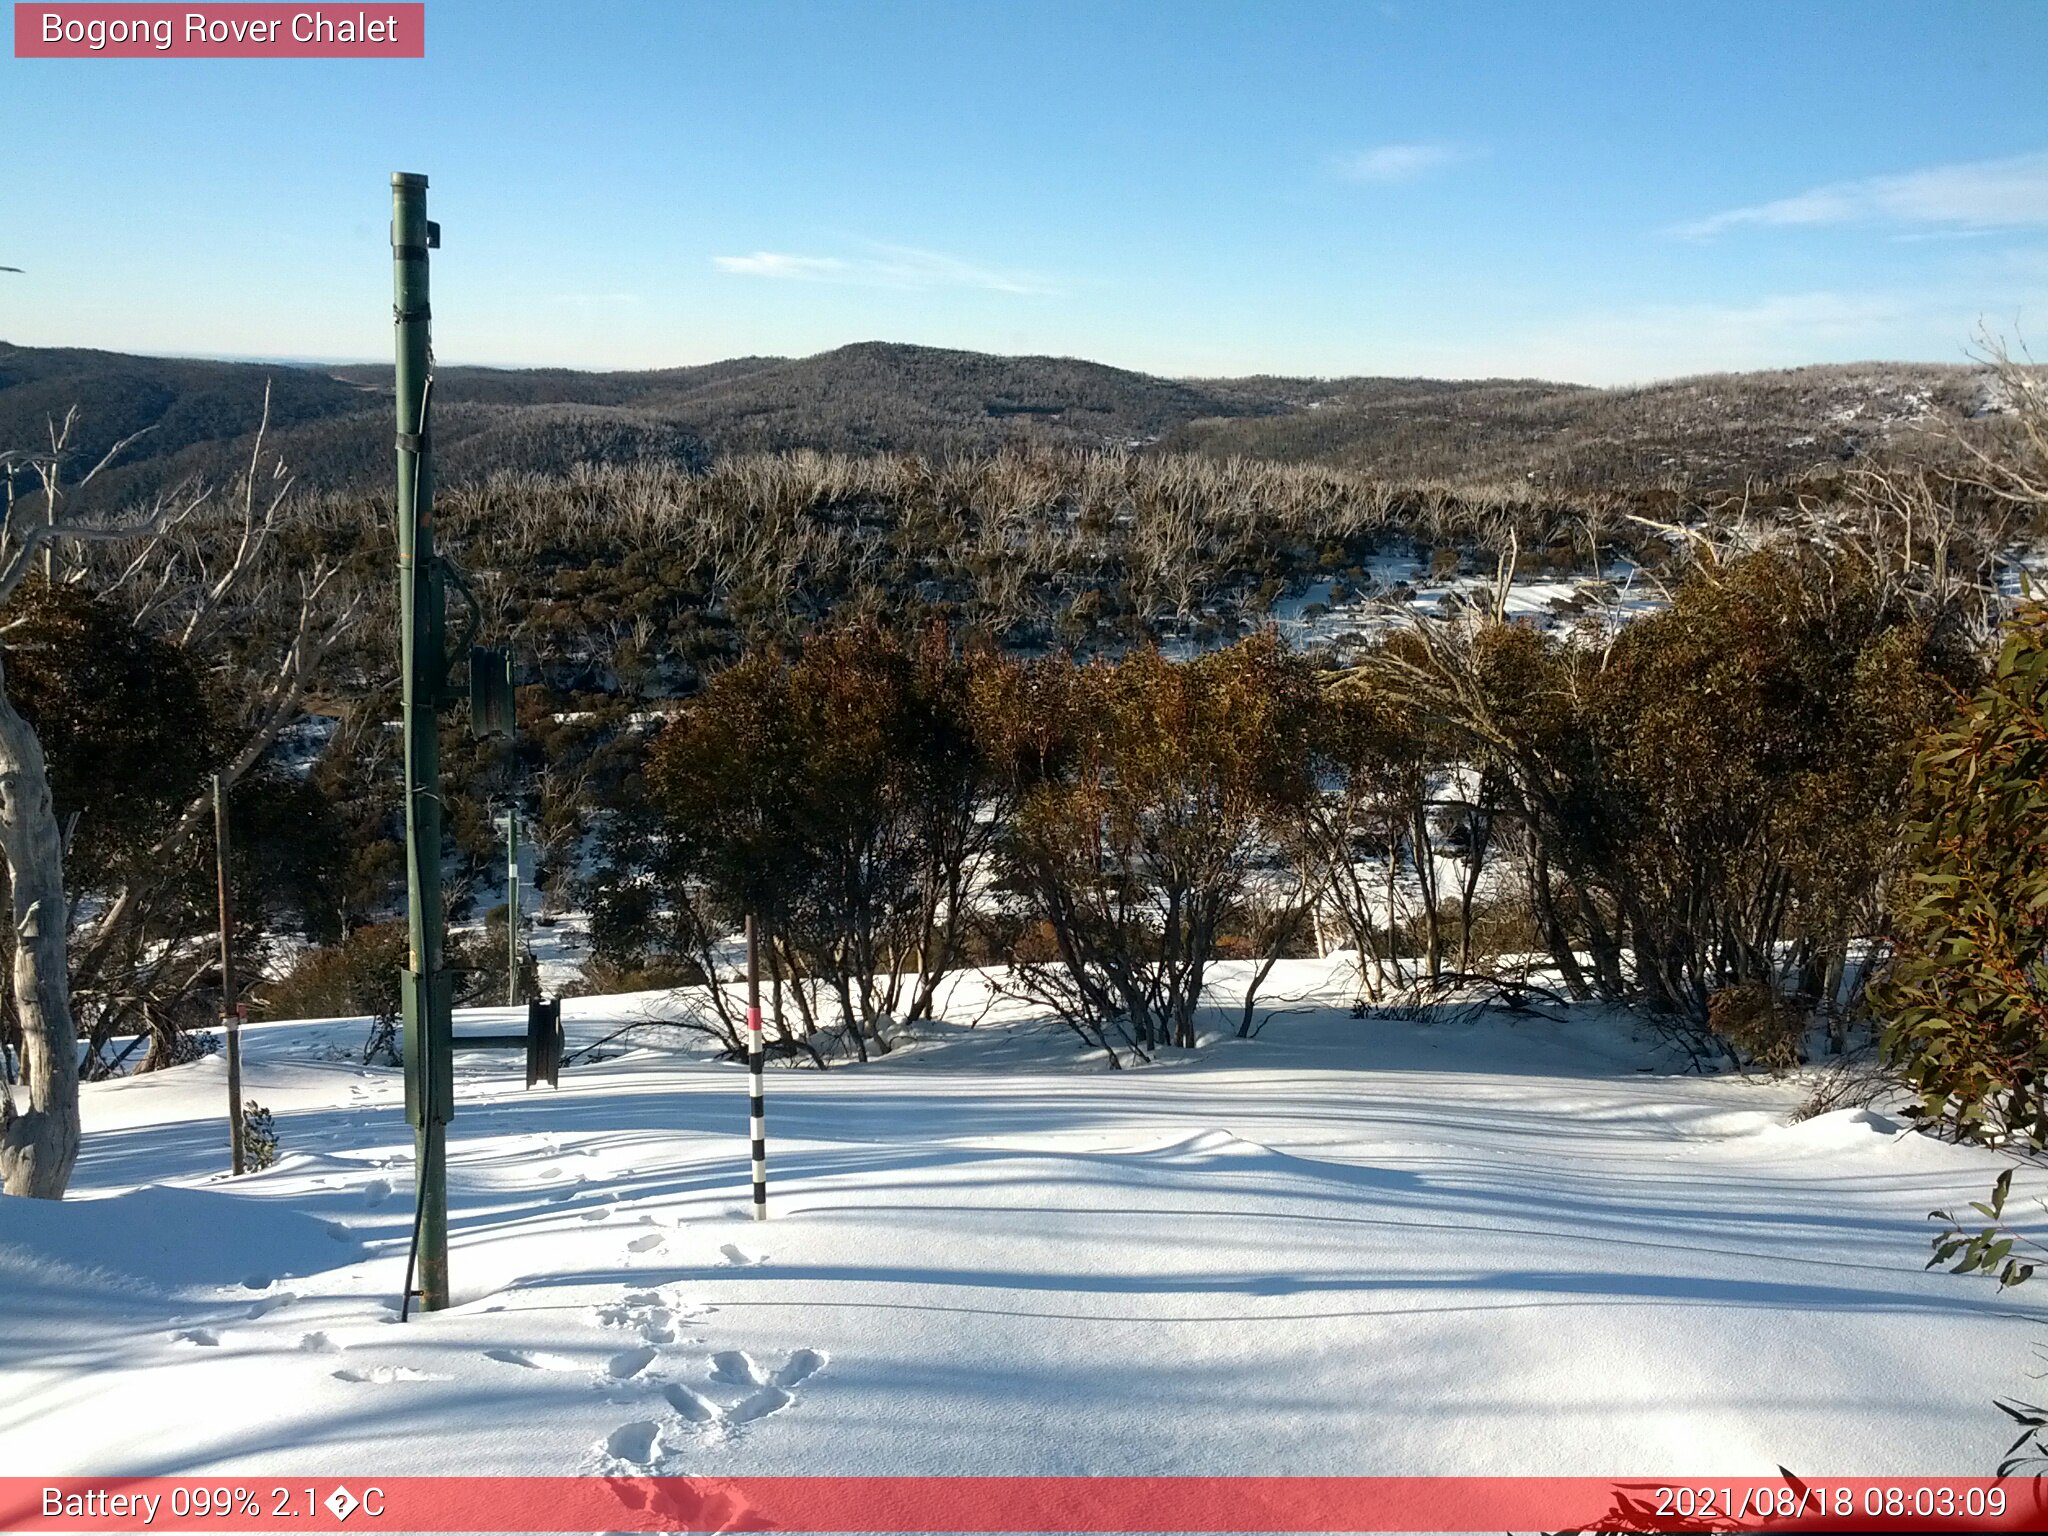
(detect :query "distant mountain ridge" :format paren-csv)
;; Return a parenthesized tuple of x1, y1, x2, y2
(0, 338, 1990, 509)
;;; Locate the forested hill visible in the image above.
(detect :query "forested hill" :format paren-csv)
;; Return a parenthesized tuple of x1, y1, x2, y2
(0, 337, 1991, 510)
(1167, 365, 1991, 489)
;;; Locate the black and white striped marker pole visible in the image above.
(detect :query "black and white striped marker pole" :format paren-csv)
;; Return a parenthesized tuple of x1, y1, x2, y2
(745, 913, 767, 1221)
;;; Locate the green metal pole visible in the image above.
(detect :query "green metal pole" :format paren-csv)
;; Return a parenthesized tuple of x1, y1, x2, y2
(505, 810, 519, 1007)
(392, 171, 451, 1313)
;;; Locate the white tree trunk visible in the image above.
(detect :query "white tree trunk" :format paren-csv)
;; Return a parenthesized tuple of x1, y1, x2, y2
(0, 681, 79, 1199)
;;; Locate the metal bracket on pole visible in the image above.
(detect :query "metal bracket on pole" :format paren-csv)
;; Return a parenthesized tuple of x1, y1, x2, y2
(400, 967, 454, 1129)
(470, 646, 515, 739)
(525, 999, 563, 1089)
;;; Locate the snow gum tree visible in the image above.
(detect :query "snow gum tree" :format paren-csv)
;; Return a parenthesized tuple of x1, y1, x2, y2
(1881, 603, 2048, 1147)
(1345, 539, 1978, 1057)
(979, 633, 1318, 1057)
(1302, 647, 1465, 1002)
(0, 650, 79, 1197)
(637, 622, 994, 1061)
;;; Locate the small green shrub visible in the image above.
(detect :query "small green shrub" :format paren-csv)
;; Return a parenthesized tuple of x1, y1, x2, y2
(260, 924, 409, 1021)
(239, 1102, 279, 1171)
(565, 955, 706, 997)
(261, 922, 504, 1021)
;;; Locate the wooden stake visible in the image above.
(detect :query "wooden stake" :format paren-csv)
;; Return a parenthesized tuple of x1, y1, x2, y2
(214, 775, 244, 1176)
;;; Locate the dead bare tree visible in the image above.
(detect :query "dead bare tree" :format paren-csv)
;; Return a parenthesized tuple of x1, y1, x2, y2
(67, 411, 369, 1067)
(0, 416, 200, 1198)
(2, 393, 370, 1196)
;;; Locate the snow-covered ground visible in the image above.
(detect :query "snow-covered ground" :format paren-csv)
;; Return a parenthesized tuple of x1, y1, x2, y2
(1, 961, 2033, 1481)
(1259, 538, 2048, 662)
(1268, 555, 1663, 657)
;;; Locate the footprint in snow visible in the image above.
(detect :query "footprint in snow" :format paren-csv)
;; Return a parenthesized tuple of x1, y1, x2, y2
(774, 1349, 826, 1388)
(709, 1350, 760, 1386)
(298, 1332, 340, 1354)
(719, 1347, 825, 1393)
(605, 1421, 662, 1466)
(362, 1179, 392, 1208)
(594, 1289, 702, 1343)
(607, 1346, 658, 1380)
(678, 1348, 827, 1431)
(246, 1291, 297, 1319)
(718, 1243, 763, 1267)
(173, 1328, 220, 1347)
(661, 1383, 718, 1423)
(724, 1386, 792, 1424)
(627, 1233, 664, 1254)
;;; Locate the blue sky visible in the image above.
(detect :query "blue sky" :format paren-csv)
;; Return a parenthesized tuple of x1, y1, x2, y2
(4, 0, 2047, 383)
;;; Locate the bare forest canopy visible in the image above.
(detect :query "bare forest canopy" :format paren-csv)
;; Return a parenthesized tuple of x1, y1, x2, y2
(0, 339, 2004, 513)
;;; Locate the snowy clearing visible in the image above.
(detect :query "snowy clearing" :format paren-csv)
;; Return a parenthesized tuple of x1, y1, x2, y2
(1, 961, 2032, 1481)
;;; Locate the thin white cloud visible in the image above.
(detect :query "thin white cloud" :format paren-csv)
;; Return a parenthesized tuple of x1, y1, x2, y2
(713, 252, 849, 279)
(1675, 151, 2048, 238)
(712, 243, 1053, 295)
(1336, 142, 1468, 184)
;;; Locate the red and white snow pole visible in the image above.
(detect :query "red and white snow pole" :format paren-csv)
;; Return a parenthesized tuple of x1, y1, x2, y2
(745, 913, 767, 1221)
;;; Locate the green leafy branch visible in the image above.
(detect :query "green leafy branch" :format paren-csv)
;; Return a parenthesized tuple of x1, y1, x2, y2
(1930, 1166, 2043, 1290)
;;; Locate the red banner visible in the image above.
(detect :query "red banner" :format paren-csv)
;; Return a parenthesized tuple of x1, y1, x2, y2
(0, 1476, 2042, 1533)
(13, 5, 423, 58)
